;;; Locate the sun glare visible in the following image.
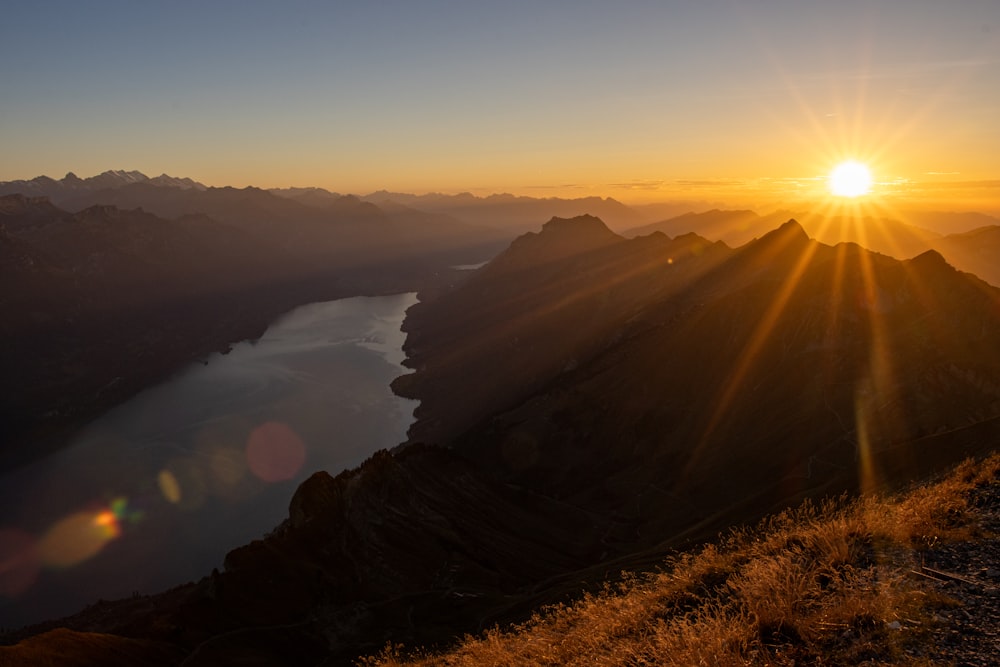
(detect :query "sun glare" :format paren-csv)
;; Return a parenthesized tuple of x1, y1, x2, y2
(829, 161, 872, 198)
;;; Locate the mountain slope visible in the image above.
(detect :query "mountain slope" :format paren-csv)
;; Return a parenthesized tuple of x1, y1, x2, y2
(364, 454, 1000, 667)
(401, 216, 1000, 548)
(932, 225, 1000, 287)
(393, 216, 730, 445)
(0, 195, 292, 469)
(3, 215, 999, 664)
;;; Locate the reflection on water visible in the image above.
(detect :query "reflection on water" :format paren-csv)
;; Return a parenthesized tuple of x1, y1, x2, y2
(0, 293, 418, 629)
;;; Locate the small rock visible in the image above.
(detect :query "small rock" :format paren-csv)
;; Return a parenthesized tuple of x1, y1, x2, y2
(887, 621, 903, 630)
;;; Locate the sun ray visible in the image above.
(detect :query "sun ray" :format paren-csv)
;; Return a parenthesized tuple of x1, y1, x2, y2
(689, 226, 820, 470)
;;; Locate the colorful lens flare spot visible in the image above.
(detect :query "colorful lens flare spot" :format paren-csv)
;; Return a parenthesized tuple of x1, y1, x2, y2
(0, 528, 40, 597)
(158, 459, 208, 510)
(38, 510, 120, 569)
(109, 496, 143, 525)
(158, 469, 183, 504)
(34, 497, 138, 571)
(245, 421, 307, 483)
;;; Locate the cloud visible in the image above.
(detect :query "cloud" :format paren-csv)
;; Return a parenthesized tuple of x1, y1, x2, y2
(607, 180, 667, 191)
(523, 183, 588, 190)
(919, 179, 1000, 190)
(674, 179, 746, 189)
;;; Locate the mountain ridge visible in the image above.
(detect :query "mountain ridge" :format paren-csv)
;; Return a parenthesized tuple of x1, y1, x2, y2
(3, 208, 1000, 663)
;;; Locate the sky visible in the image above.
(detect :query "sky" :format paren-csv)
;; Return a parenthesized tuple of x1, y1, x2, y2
(2, 0, 999, 209)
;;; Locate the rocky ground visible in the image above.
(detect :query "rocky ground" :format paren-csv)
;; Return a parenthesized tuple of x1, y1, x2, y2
(912, 480, 1000, 666)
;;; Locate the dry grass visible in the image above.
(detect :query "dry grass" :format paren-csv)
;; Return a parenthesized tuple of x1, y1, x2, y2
(360, 454, 999, 667)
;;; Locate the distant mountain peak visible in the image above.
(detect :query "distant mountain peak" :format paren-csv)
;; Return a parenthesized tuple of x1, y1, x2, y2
(540, 214, 616, 237)
(907, 248, 952, 273)
(482, 215, 622, 274)
(778, 218, 808, 236)
(752, 218, 810, 248)
(0, 170, 209, 204)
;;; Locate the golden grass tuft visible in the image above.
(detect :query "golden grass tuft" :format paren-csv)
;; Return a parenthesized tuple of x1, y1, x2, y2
(360, 453, 999, 666)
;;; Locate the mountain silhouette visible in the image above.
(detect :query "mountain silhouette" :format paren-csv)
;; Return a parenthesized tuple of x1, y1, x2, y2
(400, 215, 1000, 544)
(4, 214, 1000, 664)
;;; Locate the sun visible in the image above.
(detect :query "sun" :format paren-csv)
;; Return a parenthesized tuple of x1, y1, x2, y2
(829, 161, 872, 197)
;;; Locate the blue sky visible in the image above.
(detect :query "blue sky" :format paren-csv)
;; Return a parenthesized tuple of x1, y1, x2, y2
(2, 0, 998, 206)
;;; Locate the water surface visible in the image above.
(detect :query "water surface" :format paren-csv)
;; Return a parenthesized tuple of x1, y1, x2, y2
(0, 293, 418, 628)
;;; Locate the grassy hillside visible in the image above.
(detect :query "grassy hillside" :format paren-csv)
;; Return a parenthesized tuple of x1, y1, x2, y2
(364, 454, 999, 666)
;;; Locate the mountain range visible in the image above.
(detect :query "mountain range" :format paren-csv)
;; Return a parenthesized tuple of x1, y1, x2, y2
(4, 171, 997, 282)
(4, 212, 998, 664)
(625, 208, 1000, 286)
(0, 170, 206, 202)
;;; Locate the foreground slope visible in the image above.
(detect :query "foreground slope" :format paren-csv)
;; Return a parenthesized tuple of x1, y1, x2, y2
(366, 454, 1000, 666)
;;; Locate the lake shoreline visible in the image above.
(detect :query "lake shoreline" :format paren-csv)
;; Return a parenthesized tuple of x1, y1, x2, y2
(0, 290, 424, 630)
(2, 261, 472, 478)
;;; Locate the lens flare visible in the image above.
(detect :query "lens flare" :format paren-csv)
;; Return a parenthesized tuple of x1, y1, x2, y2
(158, 469, 183, 504)
(34, 497, 139, 571)
(246, 421, 307, 483)
(0, 528, 40, 597)
(159, 459, 208, 510)
(38, 510, 120, 569)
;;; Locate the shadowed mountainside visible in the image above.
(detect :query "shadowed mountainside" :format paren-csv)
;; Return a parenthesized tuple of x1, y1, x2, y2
(4, 215, 999, 664)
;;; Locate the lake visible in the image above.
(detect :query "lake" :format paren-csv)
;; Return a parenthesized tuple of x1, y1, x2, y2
(0, 293, 419, 629)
